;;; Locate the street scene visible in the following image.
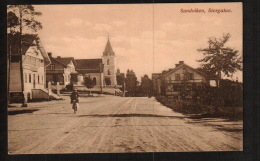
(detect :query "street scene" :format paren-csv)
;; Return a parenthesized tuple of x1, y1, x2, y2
(7, 3, 243, 154)
(8, 95, 242, 154)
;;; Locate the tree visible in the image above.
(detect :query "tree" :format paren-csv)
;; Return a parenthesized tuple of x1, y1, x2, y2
(179, 68, 192, 100)
(7, 5, 42, 34)
(140, 74, 153, 97)
(125, 69, 138, 97)
(116, 74, 125, 86)
(116, 73, 125, 95)
(84, 76, 94, 95)
(197, 33, 242, 79)
(7, 5, 43, 107)
(197, 33, 242, 107)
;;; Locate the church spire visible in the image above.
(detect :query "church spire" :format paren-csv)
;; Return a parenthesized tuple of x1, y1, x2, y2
(103, 35, 115, 56)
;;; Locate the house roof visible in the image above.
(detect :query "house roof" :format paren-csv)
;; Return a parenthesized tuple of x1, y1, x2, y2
(75, 59, 102, 70)
(155, 63, 206, 80)
(8, 34, 38, 56)
(103, 37, 115, 56)
(49, 57, 67, 67)
(56, 57, 75, 66)
(152, 73, 162, 80)
(8, 33, 51, 66)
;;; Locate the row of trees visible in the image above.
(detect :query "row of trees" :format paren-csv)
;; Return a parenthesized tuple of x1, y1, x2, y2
(116, 69, 153, 97)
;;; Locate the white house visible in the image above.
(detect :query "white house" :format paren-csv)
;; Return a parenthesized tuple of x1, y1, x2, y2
(9, 34, 51, 102)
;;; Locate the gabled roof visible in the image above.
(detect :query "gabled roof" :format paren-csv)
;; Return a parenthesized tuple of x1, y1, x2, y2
(8, 34, 38, 56)
(49, 57, 67, 67)
(152, 73, 162, 80)
(75, 59, 102, 70)
(103, 37, 115, 56)
(156, 63, 206, 80)
(56, 57, 75, 66)
(8, 33, 51, 66)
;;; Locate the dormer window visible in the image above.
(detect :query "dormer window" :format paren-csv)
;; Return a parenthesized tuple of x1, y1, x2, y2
(108, 69, 111, 75)
(107, 59, 110, 65)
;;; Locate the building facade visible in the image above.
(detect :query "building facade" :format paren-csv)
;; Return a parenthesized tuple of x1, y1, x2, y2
(46, 54, 77, 87)
(75, 37, 117, 86)
(153, 61, 207, 96)
(8, 34, 51, 102)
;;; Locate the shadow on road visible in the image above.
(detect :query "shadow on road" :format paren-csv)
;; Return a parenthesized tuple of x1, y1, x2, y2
(77, 113, 187, 119)
(8, 109, 39, 115)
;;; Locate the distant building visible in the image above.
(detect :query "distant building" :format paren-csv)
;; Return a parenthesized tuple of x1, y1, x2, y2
(75, 37, 117, 86)
(75, 58, 103, 86)
(152, 61, 207, 96)
(46, 54, 77, 87)
(8, 34, 51, 102)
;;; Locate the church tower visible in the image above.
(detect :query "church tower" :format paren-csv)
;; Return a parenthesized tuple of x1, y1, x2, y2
(102, 37, 116, 86)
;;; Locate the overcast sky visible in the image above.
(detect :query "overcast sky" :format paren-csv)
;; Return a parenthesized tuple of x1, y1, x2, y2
(34, 3, 242, 81)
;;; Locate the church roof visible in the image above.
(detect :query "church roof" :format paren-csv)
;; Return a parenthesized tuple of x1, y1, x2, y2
(75, 59, 102, 70)
(103, 37, 115, 56)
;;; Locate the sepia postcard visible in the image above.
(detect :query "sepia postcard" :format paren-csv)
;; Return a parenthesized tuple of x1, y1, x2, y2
(7, 3, 243, 154)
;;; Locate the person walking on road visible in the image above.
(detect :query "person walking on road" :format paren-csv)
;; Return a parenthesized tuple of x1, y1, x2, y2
(70, 88, 80, 113)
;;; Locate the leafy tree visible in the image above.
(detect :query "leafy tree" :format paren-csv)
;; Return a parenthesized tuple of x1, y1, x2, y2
(7, 11, 19, 34)
(179, 68, 192, 100)
(84, 76, 94, 95)
(197, 33, 242, 107)
(197, 33, 242, 80)
(7, 5, 42, 34)
(116, 73, 125, 94)
(116, 74, 125, 86)
(140, 74, 153, 97)
(125, 69, 138, 97)
(105, 78, 111, 86)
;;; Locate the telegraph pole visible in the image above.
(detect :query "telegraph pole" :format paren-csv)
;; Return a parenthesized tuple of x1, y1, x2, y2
(99, 63, 103, 93)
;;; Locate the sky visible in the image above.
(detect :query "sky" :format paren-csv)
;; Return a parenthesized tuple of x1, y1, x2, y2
(34, 3, 242, 81)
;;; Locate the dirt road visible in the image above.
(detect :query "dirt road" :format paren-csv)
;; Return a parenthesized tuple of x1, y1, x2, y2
(8, 95, 243, 154)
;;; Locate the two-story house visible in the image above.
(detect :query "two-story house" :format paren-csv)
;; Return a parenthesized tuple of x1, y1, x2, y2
(153, 61, 207, 97)
(46, 53, 77, 89)
(8, 34, 51, 102)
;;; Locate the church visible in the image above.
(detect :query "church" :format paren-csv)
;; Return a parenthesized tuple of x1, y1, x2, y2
(46, 37, 117, 88)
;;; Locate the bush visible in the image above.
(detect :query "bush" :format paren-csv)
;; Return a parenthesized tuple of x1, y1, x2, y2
(155, 96, 242, 120)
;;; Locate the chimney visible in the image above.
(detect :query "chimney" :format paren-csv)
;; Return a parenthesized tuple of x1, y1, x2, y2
(179, 61, 184, 64)
(57, 56, 61, 58)
(175, 64, 179, 68)
(48, 52, 52, 57)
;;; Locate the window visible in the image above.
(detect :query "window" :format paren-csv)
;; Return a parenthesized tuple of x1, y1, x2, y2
(175, 74, 180, 81)
(107, 59, 110, 65)
(29, 74, 31, 83)
(108, 69, 111, 75)
(33, 74, 35, 83)
(31, 57, 36, 65)
(42, 75, 44, 84)
(168, 76, 172, 83)
(36, 58, 39, 66)
(189, 73, 194, 80)
(24, 73, 27, 83)
(50, 64, 55, 70)
(38, 75, 40, 84)
(93, 77, 96, 85)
